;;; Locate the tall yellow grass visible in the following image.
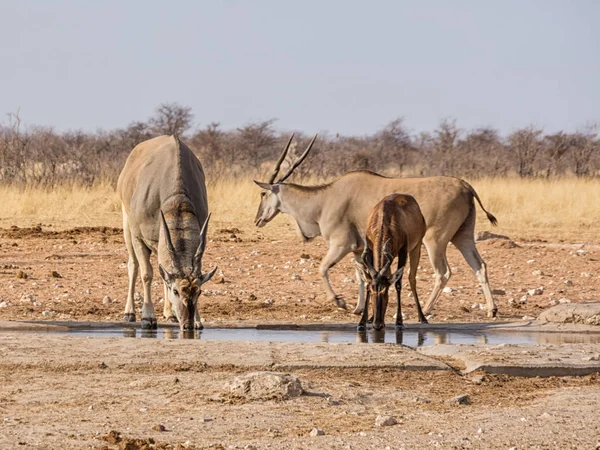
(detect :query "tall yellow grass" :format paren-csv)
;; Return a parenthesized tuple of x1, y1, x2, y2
(0, 177, 598, 243)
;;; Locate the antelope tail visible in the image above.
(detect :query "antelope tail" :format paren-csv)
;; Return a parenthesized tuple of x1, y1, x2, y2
(463, 181, 498, 226)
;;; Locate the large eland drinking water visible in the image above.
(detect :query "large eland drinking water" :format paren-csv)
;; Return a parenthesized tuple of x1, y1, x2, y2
(117, 135, 217, 330)
(254, 135, 499, 318)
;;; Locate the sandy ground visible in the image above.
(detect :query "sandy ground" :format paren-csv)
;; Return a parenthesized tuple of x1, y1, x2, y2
(1, 224, 600, 449)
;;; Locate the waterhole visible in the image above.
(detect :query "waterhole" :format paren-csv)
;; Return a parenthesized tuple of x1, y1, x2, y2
(7, 322, 600, 347)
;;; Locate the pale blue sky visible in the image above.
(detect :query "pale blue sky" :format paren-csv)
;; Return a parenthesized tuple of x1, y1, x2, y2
(1, 1, 598, 135)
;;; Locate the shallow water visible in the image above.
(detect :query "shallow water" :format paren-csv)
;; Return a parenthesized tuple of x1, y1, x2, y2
(24, 326, 600, 347)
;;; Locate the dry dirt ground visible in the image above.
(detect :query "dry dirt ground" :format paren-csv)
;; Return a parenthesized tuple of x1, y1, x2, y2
(1, 223, 600, 449)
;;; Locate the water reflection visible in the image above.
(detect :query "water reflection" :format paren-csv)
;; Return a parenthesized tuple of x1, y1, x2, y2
(122, 328, 136, 338)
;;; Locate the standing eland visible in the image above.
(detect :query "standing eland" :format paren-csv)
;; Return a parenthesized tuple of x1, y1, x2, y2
(254, 135, 499, 318)
(117, 135, 217, 331)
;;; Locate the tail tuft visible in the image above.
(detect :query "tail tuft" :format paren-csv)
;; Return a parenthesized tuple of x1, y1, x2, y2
(486, 212, 498, 226)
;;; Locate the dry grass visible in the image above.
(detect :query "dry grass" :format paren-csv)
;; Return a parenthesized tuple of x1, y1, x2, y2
(0, 177, 598, 243)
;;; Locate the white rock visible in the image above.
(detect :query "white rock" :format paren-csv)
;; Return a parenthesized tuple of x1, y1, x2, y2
(20, 293, 36, 303)
(442, 287, 454, 294)
(263, 299, 274, 305)
(507, 298, 515, 305)
(309, 428, 324, 436)
(0, 301, 8, 308)
(531, 269, 544, 277)
(342, 277, 354, 283)
(522, 315, 536, 321)
(102, 296, 112, 304)
(580, 272, 592, 278)
(291, 273, 302, 281)
(526, 259, 537, 264)
(527, 288, 543, 296)
(375, 415, 397, 427)
(226, 372, 303, 400)
(471, 303, 480, 310)
(42, 310, 55, 317)
(518, 295, 528, 304)
(558, 298, 571, 304)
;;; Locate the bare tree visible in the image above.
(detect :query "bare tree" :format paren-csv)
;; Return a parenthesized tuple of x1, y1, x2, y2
(508, 126, 544, 177)
(149, 103, 194, 136)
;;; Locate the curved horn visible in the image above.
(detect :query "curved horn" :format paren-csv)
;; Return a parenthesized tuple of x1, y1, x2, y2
(268, 133, 295, 184)
(160, 210, 176, 255)
(361, 237, 377, 279)
(379, 239, 395, 276)
(194, 213, 211, 261)
(277, 134, 317, 183)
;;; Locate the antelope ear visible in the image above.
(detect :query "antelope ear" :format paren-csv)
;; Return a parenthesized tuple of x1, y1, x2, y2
(389, 266, 405, 286)
(200, 265, 218, 285)
(253, 181, 280, 193)
(158, 264, 173, 283)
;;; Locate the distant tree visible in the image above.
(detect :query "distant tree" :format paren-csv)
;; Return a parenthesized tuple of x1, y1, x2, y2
(236, 119, 277, 170)
(508, 126, 544, 177)
(432, 118, 460, 175)
(149, 103, 194, 136)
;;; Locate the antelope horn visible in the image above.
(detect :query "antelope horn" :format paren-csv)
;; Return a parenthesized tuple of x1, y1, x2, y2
(361, 237, 377, 279)
(277, 134, 317, 183)
(379, 239, 395, 276)
(268, 133, 295, 184)
(194, 213, 211, 263)
(160, 210, 176, 256)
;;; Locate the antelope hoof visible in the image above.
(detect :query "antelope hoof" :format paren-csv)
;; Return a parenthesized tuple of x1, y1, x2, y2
(419, 318, 429, 324)
(357, 324, 367, 332)
(367, 316, 374, 324)
(334, 296, 347, 309)
(195, 322, 204, 330)
(395, 323, 404, 330)
(166, 315, 178, 323)
(141, 317, 157, 330)
(490, 308, 498, 318)
(123, 313, 136, 323)
(352, 305, 364, 315)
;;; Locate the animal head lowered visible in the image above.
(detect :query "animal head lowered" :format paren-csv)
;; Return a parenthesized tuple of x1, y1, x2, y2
(253, 133, 317, 227)
(358, 240, 404, 331)
(158, 211, 218, 331)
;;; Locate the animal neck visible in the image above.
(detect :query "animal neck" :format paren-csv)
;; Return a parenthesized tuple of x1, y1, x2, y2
(159, 204, 201, 275)
(278, 185, 324, 240)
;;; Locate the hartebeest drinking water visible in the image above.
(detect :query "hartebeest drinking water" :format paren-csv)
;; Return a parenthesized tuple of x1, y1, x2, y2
(356, 194, 428, 331)
(254, 135, 499, 318)
(117, 135, 217, 330)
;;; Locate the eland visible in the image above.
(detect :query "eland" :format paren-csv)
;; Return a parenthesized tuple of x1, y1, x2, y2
(254, 135, 499, 318)
(117, 135, 217, 330)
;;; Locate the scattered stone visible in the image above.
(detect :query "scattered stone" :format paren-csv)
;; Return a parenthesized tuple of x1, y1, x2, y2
(528, 288, 544, 296)
(526, 259, 537, 264)
(139, 407, 148, 413)
(442, 287, 454, 294)
(16, 270, 28, 279)
(581, 272, 592, 278)
(476, 231, 511, 241)
(564, 279, 574, 286)
(468, 375, 485, 385)
(152, 424, 166, 432)
(531, 270, 544, 277)
(84, 289, 92, 295)
(291, 273, 302, 281)
(20, 293, 36, 303)
(226, 372, 303, 400)
(522, 315, 536, 321)
(263, 299, 274, 305)
(0, 301, 8, 308)
(309, 428, 324, 436)
(575, 249, 587, 256)
(215, 276, 225, 284)
(375, 415, 397, 427)
(248, 294, 257, 301)
(342, 277, 354, 283)
(558, 298, 571, 304)
(518, 295, 528, 304)
(41, 310, 55, 317)
(134, 292, 143, 301)
(492, 289, 506, 295)
(102, 296, 112, 304)
(471, 303, 480, 310)
(507, 298, 515, 305)
(447, 394, 470, 405)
